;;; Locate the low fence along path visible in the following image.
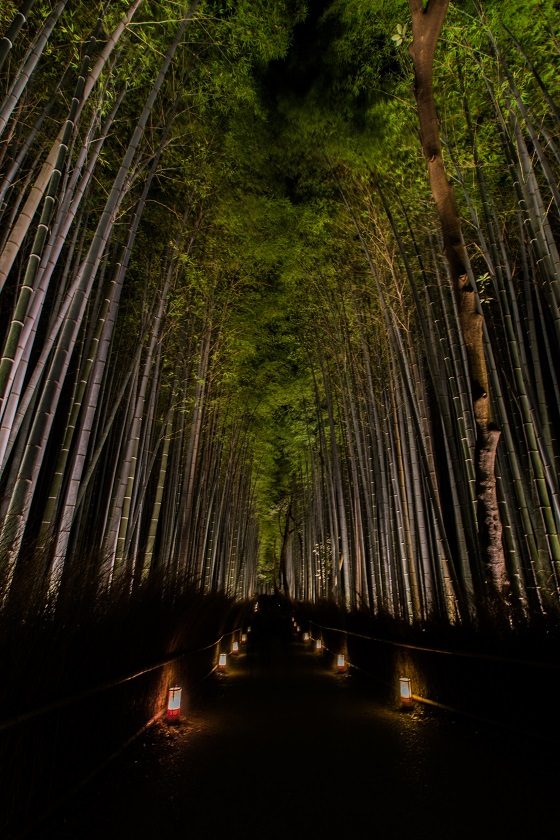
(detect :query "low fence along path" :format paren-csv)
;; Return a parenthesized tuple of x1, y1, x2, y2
(41, 607, 557, 839)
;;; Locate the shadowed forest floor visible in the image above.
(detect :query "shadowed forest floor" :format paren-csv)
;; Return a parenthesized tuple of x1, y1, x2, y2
(36, 605, 557, 840)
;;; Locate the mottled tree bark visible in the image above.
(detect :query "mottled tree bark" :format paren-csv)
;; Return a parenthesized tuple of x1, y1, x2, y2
(408, 0, 508, 604)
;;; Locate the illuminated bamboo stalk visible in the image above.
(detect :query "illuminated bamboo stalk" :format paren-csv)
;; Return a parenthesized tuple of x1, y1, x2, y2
(0, 1, 68, 140)
(5, 86, 129, 413)
(0, 0, 145, 292)
(0, 7, 200, 601)
(449, 72, 558, 613)
(405, 354, 439, 617)
(0, 61, 71, 213)
(0, 0, 36, 72)
(327, 305, 364, 606)
(42, 152, 163, 588)
(0, 142, 44, 254)
(481, 17, 560, 215)
(0, 37, 95, 411)
(379, 387, 401, 618)
(0, 211, 87, 474)
(108, 315, 163, 576)
(176, 325, 212, 577)
(317, 344, 351, 606)
(480, 67, 560, 334)
(382, 190, 476, 613)
(351, 300, 386, 611)
(342, 341, 376, 608)
(0, 80, 118, 472)
(332, 275, 378, 607)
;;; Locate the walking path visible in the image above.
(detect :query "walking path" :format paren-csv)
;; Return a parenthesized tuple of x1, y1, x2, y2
(40, 612, 557, 839)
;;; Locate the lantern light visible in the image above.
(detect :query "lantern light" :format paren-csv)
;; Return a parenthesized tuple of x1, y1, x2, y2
(218, 653, 227, 671)
(303, 632, 310, 642)
(166, 685, 182, 722)
(247, 626, 252, 633)
(315, 639, 322, 652)
(232, 640, 239, 654)
(337, 654, 346, 673)
(399, 677, 413, 708)
(296, 625, 301, 633)
(241, 633, 247, 644)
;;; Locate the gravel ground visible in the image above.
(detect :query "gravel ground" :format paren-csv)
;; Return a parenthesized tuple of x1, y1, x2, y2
(37, 609, 558, 840)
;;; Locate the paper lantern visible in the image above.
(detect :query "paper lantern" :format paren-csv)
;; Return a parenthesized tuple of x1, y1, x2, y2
(166, 685, 182, 722)
(399, 677, 413, 708)
(218, 653, 227, 671)
(337, 654, 346, 673)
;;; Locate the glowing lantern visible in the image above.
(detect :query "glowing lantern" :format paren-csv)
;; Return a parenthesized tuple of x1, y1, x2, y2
(296, 625, 301, 633)
(232, 640, 239, 654)
(241, 633, 247, 644)
(167, 685, 182, 722)
(337, 654, 346, 673)
(218, 653, 227, 671)
(303, 632, 310, 642)
(315, 639, 322, 653)
(399, 677, 413, 708)
(247, 626, 252, 633)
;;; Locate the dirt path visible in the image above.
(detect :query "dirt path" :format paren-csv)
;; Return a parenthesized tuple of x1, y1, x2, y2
(39, 612, 557, 839)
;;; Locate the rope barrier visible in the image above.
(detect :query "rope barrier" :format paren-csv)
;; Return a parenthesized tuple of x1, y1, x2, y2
(0, 625, 243, 733)
(307, 619, 560, 670)
(4, 626, 242, 839)
(307, 621, 558, 744)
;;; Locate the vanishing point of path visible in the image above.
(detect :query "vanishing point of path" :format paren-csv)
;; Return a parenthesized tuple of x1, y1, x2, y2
(39, 608, 557, 840)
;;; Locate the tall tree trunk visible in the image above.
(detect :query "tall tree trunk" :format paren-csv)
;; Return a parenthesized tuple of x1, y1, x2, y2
(408, 0, 507, 610)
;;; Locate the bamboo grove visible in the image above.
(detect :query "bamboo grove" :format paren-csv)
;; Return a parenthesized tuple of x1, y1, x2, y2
(0, 0, 295, 614)
(0, 0, 559, 631)
(268, 0, 560, 627)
